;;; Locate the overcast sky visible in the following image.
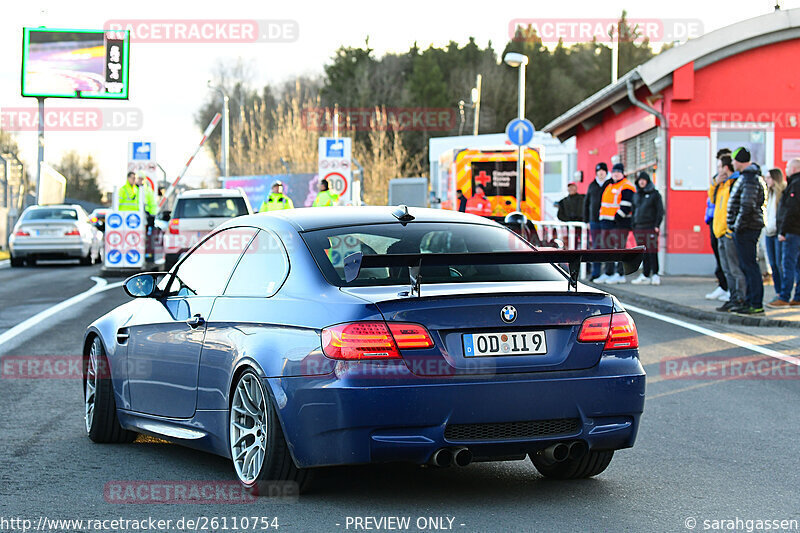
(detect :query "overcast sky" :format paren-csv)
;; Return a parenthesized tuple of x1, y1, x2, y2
(0, 0, 794, 192)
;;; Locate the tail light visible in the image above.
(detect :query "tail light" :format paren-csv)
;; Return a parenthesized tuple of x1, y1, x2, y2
(14, 230, 30, 237)
(64, 227, 81, 236)
(169, 218, 180, 234)
(577, 315, 611, 343)
(606, 312, 638, 349)
(388, 323, 435, 349)
(321, 321, 434, 360)
(578, 312, 638, 350)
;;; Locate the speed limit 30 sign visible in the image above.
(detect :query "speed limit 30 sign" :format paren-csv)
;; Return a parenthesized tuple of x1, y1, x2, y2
(323, 171, 348, 196)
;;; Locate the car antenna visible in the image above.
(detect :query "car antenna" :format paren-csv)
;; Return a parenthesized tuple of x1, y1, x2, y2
(391, 205, 415, 225)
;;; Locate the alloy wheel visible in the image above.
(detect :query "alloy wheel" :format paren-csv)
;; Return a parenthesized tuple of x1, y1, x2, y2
(84, 342, 98, 433)
(230, 373, 268, 484)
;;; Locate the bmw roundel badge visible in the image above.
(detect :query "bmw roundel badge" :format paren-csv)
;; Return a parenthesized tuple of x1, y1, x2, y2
(501, 305, 517, 323)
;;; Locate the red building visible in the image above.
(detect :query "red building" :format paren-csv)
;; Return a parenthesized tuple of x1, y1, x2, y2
(543, 9, 800, 274)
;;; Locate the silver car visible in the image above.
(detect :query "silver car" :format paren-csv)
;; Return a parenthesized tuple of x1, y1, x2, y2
(9, 204, 103, 267)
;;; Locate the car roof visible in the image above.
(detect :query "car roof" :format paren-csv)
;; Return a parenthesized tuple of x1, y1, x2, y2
(176, 188, 244, 199)
(25, 204, 82, 210)
(243, 206, 500, 232)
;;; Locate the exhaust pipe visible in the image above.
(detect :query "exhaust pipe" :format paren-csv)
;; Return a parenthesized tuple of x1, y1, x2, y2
(568, 441, 587, 460)
(542, 443, 570, 463)
(453, 447, 472, 467)
(430, 448, 453, 467)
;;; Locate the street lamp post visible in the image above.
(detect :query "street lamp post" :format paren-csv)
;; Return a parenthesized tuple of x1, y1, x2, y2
(503, 52, 529, 209)
(208, 83, 230, 182)
(471, 74, 482, 135)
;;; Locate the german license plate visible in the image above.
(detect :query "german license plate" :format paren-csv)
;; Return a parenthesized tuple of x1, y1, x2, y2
(463, 330, 546, 357)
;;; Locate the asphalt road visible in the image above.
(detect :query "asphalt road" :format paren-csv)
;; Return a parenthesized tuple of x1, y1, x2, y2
(1, 262, 799, 533)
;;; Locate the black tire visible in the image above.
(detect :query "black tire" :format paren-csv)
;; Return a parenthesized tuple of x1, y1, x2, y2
(229, 370, 312, 495)
(26, 257, 37, 266)
(10, 256, 24, 267)
(84, 337, 137, 443)
(80, 250, 92, 266)
(530, 449, 614, 479)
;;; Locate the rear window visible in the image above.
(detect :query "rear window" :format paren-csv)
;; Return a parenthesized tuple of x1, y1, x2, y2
(22, 208, 78, 221)
(302, 222, 564, 287)
(174, 197, 248, 219)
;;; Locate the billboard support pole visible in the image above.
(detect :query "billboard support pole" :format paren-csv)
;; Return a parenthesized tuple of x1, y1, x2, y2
(35, 97, 45, 205)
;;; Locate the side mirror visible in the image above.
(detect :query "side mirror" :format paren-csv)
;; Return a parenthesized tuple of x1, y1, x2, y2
(158, 210, 171, 221)
(123, 272, 165, 298)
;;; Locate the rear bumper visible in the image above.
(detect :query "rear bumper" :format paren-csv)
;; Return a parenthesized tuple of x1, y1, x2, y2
(267, 354, 645, 468)
(10, 241, 89, 258)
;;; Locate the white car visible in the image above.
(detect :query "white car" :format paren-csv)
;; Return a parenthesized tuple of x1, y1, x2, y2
(163, 188, 252, 270)
(9, 204, 104, 267)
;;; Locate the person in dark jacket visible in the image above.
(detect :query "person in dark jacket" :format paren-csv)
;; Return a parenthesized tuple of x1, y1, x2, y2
(769, 158, 800, 307)
(727, 147, 766, 314)
(630, 171, 664, 285)
(456, 189, 467, 212)
(556, 182, 584, 222)
(583, 162, 609, 280)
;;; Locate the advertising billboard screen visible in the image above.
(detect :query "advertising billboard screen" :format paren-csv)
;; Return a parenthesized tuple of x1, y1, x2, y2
(21, 28, 130, 99)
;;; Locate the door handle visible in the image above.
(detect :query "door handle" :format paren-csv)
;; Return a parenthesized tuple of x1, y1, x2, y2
(186, 314, 205, 328)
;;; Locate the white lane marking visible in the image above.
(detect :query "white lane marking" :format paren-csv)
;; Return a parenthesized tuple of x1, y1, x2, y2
(0, 260, 9, 269)
(624, 302, 800, 367)
(0, 276, 124, 348)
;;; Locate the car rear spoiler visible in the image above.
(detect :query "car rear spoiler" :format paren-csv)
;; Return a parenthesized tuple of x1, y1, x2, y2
(344, 248, 645, 295)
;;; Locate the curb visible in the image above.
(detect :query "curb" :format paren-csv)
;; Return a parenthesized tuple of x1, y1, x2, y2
(588, 282, 798, 328)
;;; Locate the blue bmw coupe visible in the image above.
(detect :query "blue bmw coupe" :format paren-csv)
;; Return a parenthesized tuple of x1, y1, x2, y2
(83, 206, 645, 491)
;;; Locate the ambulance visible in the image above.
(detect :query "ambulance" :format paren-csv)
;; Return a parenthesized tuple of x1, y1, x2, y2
(438, 147, 544, 220)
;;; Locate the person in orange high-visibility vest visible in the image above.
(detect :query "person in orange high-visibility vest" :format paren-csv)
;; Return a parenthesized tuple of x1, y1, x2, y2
(465, 185, 492, 217)
(596, 163, 636, 284)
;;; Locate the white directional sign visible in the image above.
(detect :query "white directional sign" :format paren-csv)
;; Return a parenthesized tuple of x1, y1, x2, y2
(318, 137, 352, 204)
(103, 210, 145, 269)
(128, 141, 158, 188)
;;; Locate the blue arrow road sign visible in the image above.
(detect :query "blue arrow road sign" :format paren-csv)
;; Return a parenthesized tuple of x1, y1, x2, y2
(125, 250, 141, 264)
(506, 118, 535, 146)
(107, 249, 122, 264)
